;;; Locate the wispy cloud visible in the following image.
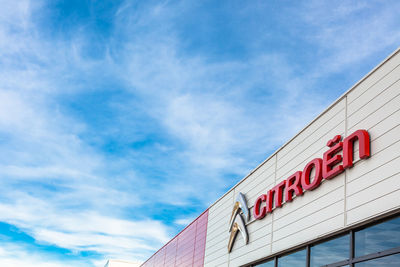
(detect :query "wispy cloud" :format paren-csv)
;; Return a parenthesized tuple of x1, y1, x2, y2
(0, 0, 172, 264)
(175, 217, 196, 226)
(302, 0, 400, 75)
(0, 0, 399, 266)
(0, 242, 79, 267)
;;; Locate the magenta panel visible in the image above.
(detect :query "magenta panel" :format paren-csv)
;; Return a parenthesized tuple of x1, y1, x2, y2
(141, 209, 209, 267)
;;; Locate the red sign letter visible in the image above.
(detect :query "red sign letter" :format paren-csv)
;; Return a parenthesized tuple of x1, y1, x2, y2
(301, 158, 323, 191)
(253, 194, 267, 220)
(284, 171, 303, 202)
(269, 180, 286, 209)
(343, 129, 370, 169)
(323, 135, 344, 180)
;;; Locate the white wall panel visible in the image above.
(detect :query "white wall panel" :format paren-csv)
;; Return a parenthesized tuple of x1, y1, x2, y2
(347, 52, 400, 103)
(204, 191, 233, 267)
(227, 203, 273, 264)
(348, 85, 400, 134)
(347, 65, 400, 117)
(277, 102, 345, 169)
(273, 200, 344, 243)
(277, 99, 345, 162)
(201, 48, 400, 267)
(272, 214, 345, 253)
(346, 128, 400, 183)
(347, 173, 400, 211)
(273, 182, 344, 230)
(229, 221, 271, 254)
(344, 50, 400, 228)
(346, 189, 400, 226)
(234, 156, 276, 207)
(347, 154, 400, 197)
(222, 157, 276, 265)
(229, 238, 271, 267)
(348, 79, 400, 129)
(276, 120, 345, 181)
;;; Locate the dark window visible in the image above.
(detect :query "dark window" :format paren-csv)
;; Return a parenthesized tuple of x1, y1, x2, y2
(355, 216, 400, 257)
(310, 234, 349, 267)
(254, 259, 274, 267)
(278, 249, 306, 267)
(354, 253, 400, 266)
(249, 215, 400, 267)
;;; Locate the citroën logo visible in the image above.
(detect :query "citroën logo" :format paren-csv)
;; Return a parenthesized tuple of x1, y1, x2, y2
(228, 192, 249, 252)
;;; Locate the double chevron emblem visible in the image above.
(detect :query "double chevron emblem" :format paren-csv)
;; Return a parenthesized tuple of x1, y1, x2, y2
(228, 192, 249, 252)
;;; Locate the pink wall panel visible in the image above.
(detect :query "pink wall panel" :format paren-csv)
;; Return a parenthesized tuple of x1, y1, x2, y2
(152, 246, 165, 266)
(141, 209, 209, 267)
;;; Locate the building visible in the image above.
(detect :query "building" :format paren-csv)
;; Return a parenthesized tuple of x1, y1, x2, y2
(105, 259, 142, 267)
(141, 47, 400, 267)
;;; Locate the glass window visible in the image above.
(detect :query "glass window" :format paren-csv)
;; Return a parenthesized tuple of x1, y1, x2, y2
(354, 253, 400, 267)
(278, 248, 306, 267)
(310, 234, 349, 267)
(255, 259, 274, 267)
(355, 216, 400, 257)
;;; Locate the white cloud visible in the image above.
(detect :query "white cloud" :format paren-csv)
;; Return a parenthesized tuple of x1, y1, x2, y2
(0, 242, 80, 267)
(0, 87, 167, 261)
(303, 0, 400, 75)
(175, 217, 196, 226)
(0, 1, 170, 264)
(0, 194, 170, 263)
(0, 0, 399, 266)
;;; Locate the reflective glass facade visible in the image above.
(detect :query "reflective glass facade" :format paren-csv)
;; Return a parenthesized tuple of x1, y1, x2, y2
(278, 249, 306, 267)
(354, 253, 400, 267)
(355, 216, 400, 257)
(253, 215, 400, 267)
(310, 234, 349, 267)
(255, 260, 274, 267)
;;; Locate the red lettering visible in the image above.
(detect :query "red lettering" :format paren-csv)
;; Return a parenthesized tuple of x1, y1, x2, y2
(326, 135, 341, 147)
(252, 130, 371, 222)
(343, 129, 370, 168)
(269, 180, 286, 208)
(284, 171, 303, 202)
(301, 158, 323, 191)
(266, 190, 273, 212)
(253, 194, 267, 220)
(323, 135, 344, 180)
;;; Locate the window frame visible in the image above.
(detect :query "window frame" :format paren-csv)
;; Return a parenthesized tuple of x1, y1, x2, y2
(247, 213, 400, 267)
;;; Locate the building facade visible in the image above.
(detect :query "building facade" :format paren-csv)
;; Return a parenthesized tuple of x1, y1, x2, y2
(141, 47, 400, 267)
(105, 259, 142, 267)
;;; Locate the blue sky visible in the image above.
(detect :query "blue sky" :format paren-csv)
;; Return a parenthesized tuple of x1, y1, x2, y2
(0, 0, 399, 266)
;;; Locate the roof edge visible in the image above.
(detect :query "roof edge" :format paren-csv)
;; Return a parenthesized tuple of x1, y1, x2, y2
(140, 208, 209, 266)
(208, 45, 400, 209)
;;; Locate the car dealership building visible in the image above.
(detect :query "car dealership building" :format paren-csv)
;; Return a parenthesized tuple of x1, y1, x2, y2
(141, 47, 400, 267)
